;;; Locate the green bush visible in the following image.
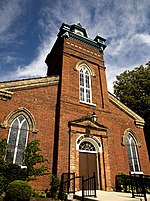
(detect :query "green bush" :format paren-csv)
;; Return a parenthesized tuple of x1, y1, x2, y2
(49, 174, 60, 200)
(5, 180, 32, 201)
(0, 176, 6, 197)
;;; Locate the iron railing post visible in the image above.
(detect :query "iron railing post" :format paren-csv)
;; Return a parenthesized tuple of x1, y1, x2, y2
(82, 176, 84, 201)
(93, 172, 96, 197)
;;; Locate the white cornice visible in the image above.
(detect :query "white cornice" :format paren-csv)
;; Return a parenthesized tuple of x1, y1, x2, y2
(0, 76, 59, 92)
(0, 90, 13, 101)
(0, 76, 59, 101)
(108, 92, 144, 128)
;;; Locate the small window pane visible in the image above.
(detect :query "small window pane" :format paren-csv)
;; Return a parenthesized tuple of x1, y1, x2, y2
(18, 115, 25, 123)
(80, 73, 84, 86)
(5, 148, 14, 163)
(80, 88, 84, 101)
(86, 89, 90, 103)
(8, 127, 18, 148)
(11, 119, 19, 129)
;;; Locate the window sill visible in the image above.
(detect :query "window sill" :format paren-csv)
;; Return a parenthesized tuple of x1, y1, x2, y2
(130, 171, 143, 175)
(80, 101, 96, 107)
(21, 165, 27, 169)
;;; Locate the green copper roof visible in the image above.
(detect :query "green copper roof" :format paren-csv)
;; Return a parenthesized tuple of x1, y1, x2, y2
(58, 23, 106, 52)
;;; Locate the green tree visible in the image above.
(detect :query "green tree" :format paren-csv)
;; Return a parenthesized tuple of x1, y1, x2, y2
(113, 62, 150, 156)
(23, 140, 49, 181)
(0, 139, 49, 196)
(0, 139, 7, 164)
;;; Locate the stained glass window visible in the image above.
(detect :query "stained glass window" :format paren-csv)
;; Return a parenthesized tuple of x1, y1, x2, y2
(6, 115, 29, 165)
(126, 134, 141, 172)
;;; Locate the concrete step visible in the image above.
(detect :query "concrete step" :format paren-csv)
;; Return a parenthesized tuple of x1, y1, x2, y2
(72, 191, 150, 201)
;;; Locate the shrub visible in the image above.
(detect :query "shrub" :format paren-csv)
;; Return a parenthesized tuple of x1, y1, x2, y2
(0, 176, 6, 197)
(5, 180, 32, 201)
(49, 174, 60, 200)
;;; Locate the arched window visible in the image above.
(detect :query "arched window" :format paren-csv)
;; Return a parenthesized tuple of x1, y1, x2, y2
(80, 66, 92, 103)
(126, 134, 141, 172)
(6, 115, 29, 166)
(79, 141, 96, 152)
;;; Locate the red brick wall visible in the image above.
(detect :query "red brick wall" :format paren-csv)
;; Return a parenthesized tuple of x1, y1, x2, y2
(0, 84, 58, 190)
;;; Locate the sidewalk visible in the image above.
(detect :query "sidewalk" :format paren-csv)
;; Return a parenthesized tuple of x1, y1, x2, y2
(75, 190, 150, 201)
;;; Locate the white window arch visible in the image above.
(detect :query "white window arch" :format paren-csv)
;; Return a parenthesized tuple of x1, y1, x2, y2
(6, 115, 29, 166)
(126, 134, 141, 172)
(79, 66, 92, 104)
(76, 135, 102, 153)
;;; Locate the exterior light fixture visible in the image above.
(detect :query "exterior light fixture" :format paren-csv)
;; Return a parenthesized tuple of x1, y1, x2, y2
(91, 112, 97, 122)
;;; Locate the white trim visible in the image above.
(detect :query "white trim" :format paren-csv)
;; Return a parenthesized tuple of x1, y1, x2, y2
(79, 65, 93, 104)
(109, 93, 144, 128)
(130, 171, 143, 175)
(76, 135, 102, 153)
(79, 100, 96, 106)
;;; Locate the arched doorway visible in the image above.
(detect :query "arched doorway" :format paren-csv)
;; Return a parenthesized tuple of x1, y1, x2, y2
(77, 135, 101, 189)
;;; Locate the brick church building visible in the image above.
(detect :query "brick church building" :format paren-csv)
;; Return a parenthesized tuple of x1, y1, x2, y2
(0, 23, 149, 191)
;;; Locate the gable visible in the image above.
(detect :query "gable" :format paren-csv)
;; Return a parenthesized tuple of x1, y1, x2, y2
(69, 113, 107, 132)
(108, 92, 144, 128)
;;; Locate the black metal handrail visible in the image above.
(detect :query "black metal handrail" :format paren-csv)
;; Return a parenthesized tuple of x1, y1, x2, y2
(82, 172, 97, 201)
(116, 173, 150, 201)
(60, 172, 97, 201)
(130, 173, 147, 201)
(60, 173, 81, 194)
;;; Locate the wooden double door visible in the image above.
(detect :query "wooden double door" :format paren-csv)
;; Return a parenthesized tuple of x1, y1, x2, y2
(79, 152, 98, 189)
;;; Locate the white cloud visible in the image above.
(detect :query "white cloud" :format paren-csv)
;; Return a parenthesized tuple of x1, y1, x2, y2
(0, 0, 24, 44)
(1, 0, 150, 94)
(133, 33, 150, 45)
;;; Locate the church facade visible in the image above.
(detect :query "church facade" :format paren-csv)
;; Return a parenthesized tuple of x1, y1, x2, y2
(0, 23, 149, 191)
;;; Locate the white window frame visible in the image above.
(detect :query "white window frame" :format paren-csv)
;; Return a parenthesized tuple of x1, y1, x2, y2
(126, 134, 141, 172)
(6, 115, 29, 166)
(79, 65, 93, 104)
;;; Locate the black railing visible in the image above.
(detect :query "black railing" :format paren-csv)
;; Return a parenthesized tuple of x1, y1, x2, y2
(60, 172, 97, 201)
(130, 173, 147, 201)
(60, 173, 81, 194)
(82, 172, 97, 201)
(116, 173, 150, 201)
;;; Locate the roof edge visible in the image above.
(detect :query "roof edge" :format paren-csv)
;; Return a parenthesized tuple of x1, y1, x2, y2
(108, 92, 145, 128)
(0, 76, 59, 92)
(0, 90, 13, 101)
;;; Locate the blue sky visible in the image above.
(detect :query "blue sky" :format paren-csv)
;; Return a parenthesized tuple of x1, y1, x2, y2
(1, 0, 150, 93)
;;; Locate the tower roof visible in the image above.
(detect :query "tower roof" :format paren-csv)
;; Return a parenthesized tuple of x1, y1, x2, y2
(58, 23, 106, 52)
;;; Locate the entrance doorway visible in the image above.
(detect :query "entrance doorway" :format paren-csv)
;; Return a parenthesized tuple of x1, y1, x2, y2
(78, 140, 99, 189)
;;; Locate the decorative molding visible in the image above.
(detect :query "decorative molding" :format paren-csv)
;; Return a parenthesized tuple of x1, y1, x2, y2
(76, 134, 102, 153)
(0, 107, 38, 133)
(122, 128, 141, 148)
(68, 114, 108, 132)
(74, 60, 96, 77)
(66, 41, 102, 59)
(0, 76, 59, 92)
(109, 92, 144, 128)
(0, 90, 13, 101)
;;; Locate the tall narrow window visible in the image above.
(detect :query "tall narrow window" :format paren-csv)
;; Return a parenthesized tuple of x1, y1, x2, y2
(80, 66, 92, 103)
(6, 115, 29, 166)
(126, 134, 141, 172)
